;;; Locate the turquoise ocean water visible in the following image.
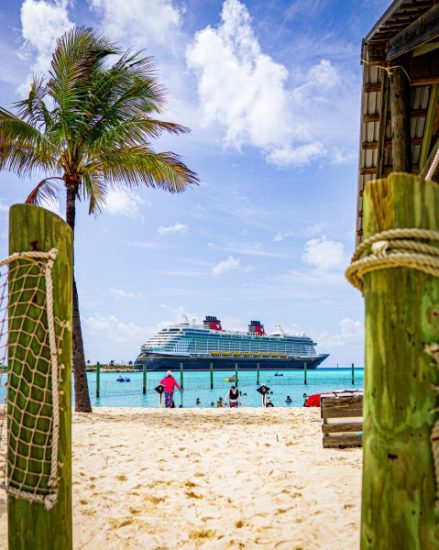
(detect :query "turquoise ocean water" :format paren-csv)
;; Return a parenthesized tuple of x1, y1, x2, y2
(0, 368, 364, 408)
(86, 367, 364, 408)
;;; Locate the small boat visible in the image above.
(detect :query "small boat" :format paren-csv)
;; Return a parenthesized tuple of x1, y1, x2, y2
(274, 372, 284, 377)
(116, 376, 131, 383)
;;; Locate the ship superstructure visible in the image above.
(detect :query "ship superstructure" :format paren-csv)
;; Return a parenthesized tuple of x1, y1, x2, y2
(134, 316, 329, 371)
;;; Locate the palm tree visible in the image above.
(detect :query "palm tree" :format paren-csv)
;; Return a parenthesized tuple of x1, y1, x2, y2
(0, 28, 197, 411)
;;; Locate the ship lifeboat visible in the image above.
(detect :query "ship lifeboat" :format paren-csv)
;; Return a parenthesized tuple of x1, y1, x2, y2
(232, 352, 241, 356)
(210, 351, 220, 356)
(222, 352, 231, 356)
(243, 352, 251, 356)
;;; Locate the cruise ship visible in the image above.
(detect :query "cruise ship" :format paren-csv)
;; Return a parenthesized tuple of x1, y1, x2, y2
(134, 316, 329, 371)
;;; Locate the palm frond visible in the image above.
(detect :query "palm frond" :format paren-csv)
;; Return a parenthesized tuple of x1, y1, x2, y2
(25, 177, 63, 205)
(79, 173, 107, 215)
(90, 145, 198, 193)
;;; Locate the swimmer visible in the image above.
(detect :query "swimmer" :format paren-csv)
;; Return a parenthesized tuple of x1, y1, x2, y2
(196, 397, 201, 406)
(285, 395, 292, 404)
(217, 396, 224, 408)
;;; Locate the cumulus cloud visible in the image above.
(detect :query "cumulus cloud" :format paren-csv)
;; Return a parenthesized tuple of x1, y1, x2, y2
(186, 0, 352, 167)
(104, 188, 145, 219)
(84, 313, 146, 344)
(302, 235, 345, 271)
(212, 255, 240, 275)
(19, 0, 74, 93)
(317, 317, 364, 350)
(89, 0, 182, 49)
(157, 223, 188, 235)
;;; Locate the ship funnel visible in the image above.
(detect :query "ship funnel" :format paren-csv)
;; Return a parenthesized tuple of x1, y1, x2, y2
(203, 315, 222, 331)
(248, 320, 265, 336)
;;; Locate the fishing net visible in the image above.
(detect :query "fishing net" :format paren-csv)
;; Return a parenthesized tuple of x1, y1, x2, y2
(0, 248, 70, 510)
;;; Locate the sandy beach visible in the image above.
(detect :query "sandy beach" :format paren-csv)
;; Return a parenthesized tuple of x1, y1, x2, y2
(0, 408, 362, 549)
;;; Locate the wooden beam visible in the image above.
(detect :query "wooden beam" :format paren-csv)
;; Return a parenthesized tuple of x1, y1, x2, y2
(364, 82, 383, 93)
(361, 167, 377, 175)
(389, 61, 411, 171)
(419, 84, 439, 172)
(387, 4, 439, 61)
(377, 74, 389, 178)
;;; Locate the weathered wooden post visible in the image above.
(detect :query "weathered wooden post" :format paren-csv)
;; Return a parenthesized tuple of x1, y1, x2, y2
(7, 204, 73, 549)
(179, 362, 184, 390)
(351, 362, 355, 385)
(234, 363, 239, 387)
(209, 362, 214, 389)
(142, 362, 147, 395)
(303, 361, 307, 385)
(346, 173, 439, 548)
(256, 362, 260, 385)
(96, 362, 100, 399)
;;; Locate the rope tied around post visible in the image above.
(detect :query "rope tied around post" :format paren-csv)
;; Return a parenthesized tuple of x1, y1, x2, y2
(346, 228, 439, 292)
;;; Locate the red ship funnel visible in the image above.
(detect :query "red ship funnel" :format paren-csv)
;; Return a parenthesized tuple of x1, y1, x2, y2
(248, 320, 265, 335)
(203, 316, 222, 331)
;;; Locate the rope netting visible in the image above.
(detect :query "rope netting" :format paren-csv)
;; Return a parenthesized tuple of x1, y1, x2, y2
(0, 249, 70, 510)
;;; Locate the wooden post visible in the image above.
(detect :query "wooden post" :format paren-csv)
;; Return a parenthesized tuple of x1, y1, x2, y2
(8, 204, 73, 549)
(360, 173, 439, 548)
(179, 362, 184, 391)
(142, 362, 147, 395)
(351, 362, 355, 385)
(96, 362, 100, 398)
(256, 362, 260, 385)
(389, 63, 411, 172)
(304, 361, 307, 385)
(234, 363, 239, 387)
(209, 362, 214, 390)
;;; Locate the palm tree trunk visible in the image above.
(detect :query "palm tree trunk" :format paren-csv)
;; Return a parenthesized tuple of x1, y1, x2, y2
(66, 183, 92, 412)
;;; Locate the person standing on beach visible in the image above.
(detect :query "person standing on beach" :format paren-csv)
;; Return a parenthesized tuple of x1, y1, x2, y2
(224, 385, 240, 408)
(160, 371, 182, 408)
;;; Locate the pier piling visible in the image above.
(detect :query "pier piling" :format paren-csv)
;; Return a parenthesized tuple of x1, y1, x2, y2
(210, 362, 214, 389)
(179, 362, 184, 390)
(304, 362, 308, 385)
(256, 362, 260, 385)
(96, 362, 100, 399)
(351, 362, 355, 385)
(234, 363, 239, 386)
(142, 362, 147, 394)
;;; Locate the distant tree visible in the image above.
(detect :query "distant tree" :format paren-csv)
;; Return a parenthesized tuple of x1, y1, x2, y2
(110, 360, 115, 367)
(0, 28, 197, 412)
(128, 360, 133, 366)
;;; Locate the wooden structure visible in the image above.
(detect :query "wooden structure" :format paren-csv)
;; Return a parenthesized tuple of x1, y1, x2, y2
(355, 2, 439, 548)
(320, 391, 363, 449)
(8, 205, 73, 549)
(357, 0, 439, 243)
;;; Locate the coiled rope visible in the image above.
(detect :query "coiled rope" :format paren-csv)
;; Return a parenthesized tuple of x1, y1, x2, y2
(345, 228, 439, 292)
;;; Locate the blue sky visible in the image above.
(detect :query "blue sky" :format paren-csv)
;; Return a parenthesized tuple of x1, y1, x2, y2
(0, 0, 389, 365)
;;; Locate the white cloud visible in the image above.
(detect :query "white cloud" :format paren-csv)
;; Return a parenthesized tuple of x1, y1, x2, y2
(110, 288, 138, 300)
(302, 235, 345, 271)
(317, 317, 364, 350)
(84, 313, 146, 344)
(19, 0, 74, 93)
(0, 199, 9, 216)
(104, 188, 145, 219)
(89, 0, 182, 49)
(186, 0, 353, 167)
(212, 255, 240, 275)
(157, 223, 188, 235)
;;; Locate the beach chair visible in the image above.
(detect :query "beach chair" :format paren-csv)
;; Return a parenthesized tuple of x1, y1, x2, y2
(320, 390, 363, 449)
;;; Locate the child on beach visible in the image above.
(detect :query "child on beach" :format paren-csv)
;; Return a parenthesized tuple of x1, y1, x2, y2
(160, 371, 182, 408)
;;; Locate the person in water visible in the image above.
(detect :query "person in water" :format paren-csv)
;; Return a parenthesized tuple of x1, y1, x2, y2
(266, 399, 274, 407)
(285, 395, 292, 404)
(225, 385, 240, 408)
(196, 397, 201, 406)
(217, 396, 224, 408)
(159, 370, 182, 408)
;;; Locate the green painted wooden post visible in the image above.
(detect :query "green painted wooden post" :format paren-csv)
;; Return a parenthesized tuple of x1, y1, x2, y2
(234, 363, 239, 386)
(351, 362, 355, 385)
(96, 362, 100, 398)
(209, 362, 214, 389)
(8, 204, 73, 549)
(359, 174, 439, 548)
(179, 362, 184, 390)
(142, 362, 147, 395)
(303, 362, 307, 385)
(256, 362, 260, 385)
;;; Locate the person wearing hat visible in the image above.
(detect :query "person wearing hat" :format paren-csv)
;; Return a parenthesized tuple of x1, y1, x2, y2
(256, 384, 270, 407)
(160, 370, 182, 408)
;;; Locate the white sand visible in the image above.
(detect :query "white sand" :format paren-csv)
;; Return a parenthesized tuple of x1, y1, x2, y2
(0, 408, 362, 549)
